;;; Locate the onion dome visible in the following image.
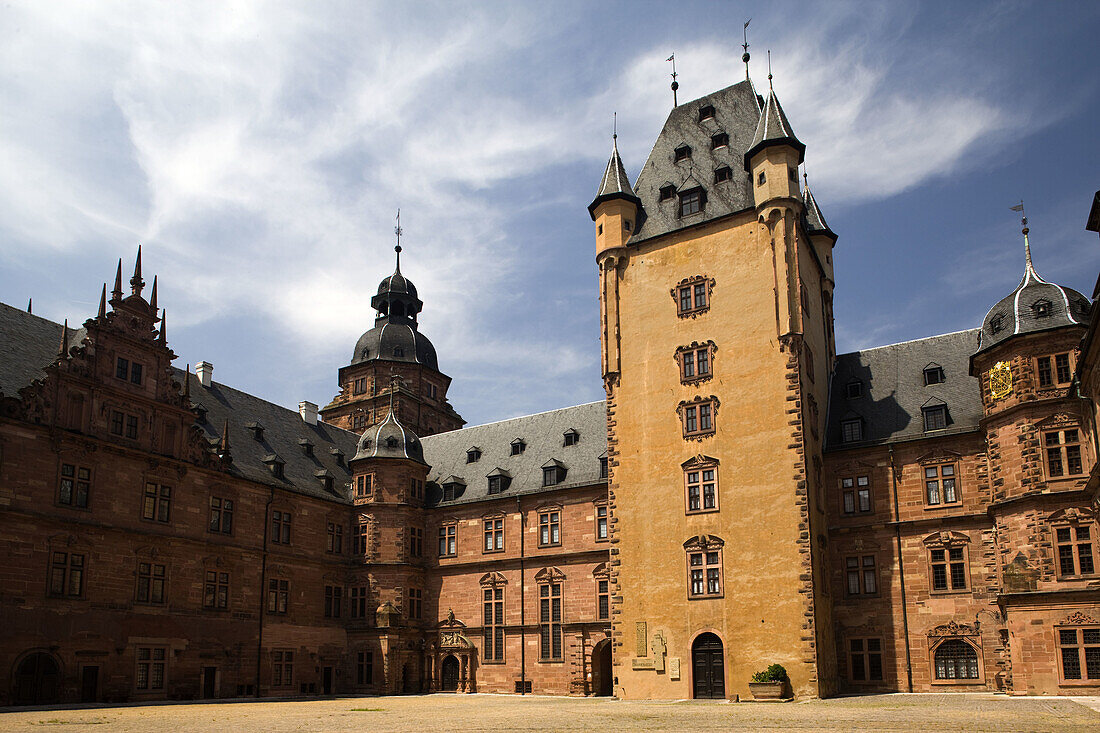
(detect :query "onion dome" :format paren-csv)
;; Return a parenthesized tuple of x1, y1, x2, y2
(350, 245, 439, 370)
(977, 227, 1091, 354)
(352, 408, 426, 464)
(588, 136, 641, 220)
(743, 87, 805, 171)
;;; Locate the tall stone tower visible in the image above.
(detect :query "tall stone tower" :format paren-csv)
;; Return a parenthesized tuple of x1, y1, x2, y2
(593, 78, 838, 699)
(320, 246, 464, 437)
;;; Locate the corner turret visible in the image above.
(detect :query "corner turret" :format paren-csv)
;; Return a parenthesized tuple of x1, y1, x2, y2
(744, 87, 804, 210)
(589, 136, 642, 261)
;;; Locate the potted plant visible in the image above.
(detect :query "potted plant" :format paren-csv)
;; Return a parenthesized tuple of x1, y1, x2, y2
(748, 664, 791, 700)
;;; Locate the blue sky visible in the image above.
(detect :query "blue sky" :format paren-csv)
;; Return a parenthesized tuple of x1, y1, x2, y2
(1, 1, 1097, 426)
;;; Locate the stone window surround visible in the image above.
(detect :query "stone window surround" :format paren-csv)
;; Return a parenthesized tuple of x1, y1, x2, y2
(1055, 611, 1100, 685)
(677, 395, 719, 441)
(1042, 423, 1085, 481)
(923, 531, 972, 595)
(840, 474, 872, 516)
(670, 275, 714, 319)
(593, 500, 609, 543)
(675, 341, 717, 385)
(1049, 509, 1098, 580)
(684, 534, 724, 600)
(682, 455, 720, 515)
(482, 513, 505, 554)
(920, 458, 961, 509)
(928, 632, 984, 686)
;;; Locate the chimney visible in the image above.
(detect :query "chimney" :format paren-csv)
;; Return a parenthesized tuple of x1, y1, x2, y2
(196, 361, 213, 388)
(299, 400, 318, 426)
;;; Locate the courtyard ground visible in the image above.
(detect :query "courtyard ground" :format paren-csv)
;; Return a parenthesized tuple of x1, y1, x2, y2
(1, 692, 1099, 732)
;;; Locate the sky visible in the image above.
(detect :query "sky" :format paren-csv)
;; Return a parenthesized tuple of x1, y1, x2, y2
(1, 0, 1097, 427)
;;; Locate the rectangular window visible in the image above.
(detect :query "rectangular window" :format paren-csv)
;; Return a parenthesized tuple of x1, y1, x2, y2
(1055, 525, 1096, 577)
(324, 585, 342, 618)
(267, 578, 289, 614)
(356, 651, 373, 685)
(923, 405, 947, 431)
(595, 505, 608, 541)
(350, 586, 369, 619)
(110, 410, 124, 435)
(48, 551, 84, 597)
(685, 467, 718, 513)
(142, 482, 171, 522)
(130, 362, 143, 385)
(136, 562, 166, 604)
(1058, 627, 1100, 681)
(684, 406, 697, 433)
(326, 522, 343, 554)
(539, 583, 562, 660)
(930, 547, 968, 591)
(597, 578, 610, 621)
(600, 456, 608, 479)
(679, 190, 703, 217)
(1038, 356, 1053, 388)
(204, 571, 229, 610)
(438, 524, 456, 557)
(116, 357, 129, 380)
(135, 647, 166, 691)
(408, 588, 422, 620)
(125, 414, 138, 439)
(483, 587, 504, 662)
(355, 524, 369, 555)
(59, 463, 91, 508)
(208, 497, 233, 534)
(679, 286, 692, 313)
(539, 511, 561, 547)
(355, 474, 373, 498)
(353, 378, 367, 395)
(676, 279, 709, 316)
(1046, 429, 1084, 478)
(846, 555, 877, 595)
(688, 549, 723, 598)
(841, 419, 862, 443)
(484, 518, 504, 552)
(849, 638, 884, 682)
(841, 476, 871, 515)
(271, 511, 291, 544)
(925, 464, 958, 505)
(409, 527, 423, 558)
(272, 650, 293, 687)
(1055, 353, 1072, 384)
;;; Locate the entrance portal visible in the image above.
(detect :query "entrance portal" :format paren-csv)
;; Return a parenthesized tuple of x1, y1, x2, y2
(13, 652, 61, 706)
(592, 640, 613, 696)
(202, 666, 217, 698)
(81, 666, 99, 703)
(691, 633, 725, 699)
(441, 655, 460, 692)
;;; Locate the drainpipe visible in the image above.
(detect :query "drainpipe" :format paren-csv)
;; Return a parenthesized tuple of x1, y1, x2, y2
(889, 444, 913, 693)
(517, 496, 526, 695)
(256, 486, 274, 698)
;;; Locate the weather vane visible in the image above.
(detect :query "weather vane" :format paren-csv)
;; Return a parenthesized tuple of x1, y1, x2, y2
(667, 53, 678, 107)
(742, 19, 751, 80)
(394, 208, 403, 251)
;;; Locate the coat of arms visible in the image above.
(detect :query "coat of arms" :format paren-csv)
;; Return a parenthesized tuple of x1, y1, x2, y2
(989, 361, 1012, 400)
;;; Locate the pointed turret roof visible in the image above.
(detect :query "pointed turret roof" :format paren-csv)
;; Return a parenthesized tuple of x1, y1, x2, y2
(743, 88, 805, 171)
(588, 137, 641, 220)
(803, 185, 836, 241)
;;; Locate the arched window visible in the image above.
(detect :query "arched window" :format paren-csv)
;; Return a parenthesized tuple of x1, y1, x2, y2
(934, 639, 979, 680)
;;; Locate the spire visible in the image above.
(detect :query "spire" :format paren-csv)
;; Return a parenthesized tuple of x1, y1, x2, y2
(394, 209, 403, 272)
(744, 80, 805, 171)
(149, 275, 158, 312)
(112, 259, 123, 300)
(130, 246, 144, 297)
(158, 310, 166, 345)
(183, 363, 191, 401)
(58, 319, 68, 359)
(218, 418, 231, 456)
(1010, 202, 1040, 281)
(588, 133, 641, 219)
(98, 284, 107, 319)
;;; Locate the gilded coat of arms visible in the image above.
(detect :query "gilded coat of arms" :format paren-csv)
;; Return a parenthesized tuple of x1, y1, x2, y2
(989, 361, 1012, 400)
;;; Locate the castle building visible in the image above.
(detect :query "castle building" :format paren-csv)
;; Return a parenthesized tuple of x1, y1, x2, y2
(0, 69, 1097, 706)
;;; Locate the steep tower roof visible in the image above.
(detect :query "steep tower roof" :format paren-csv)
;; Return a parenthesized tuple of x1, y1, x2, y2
(352, 386, 427, 464)
(743, 87, 805, 171)
(351, 246, 439, 370)
(976, 227, 1091, 354)
(803, 184, 836, 240)
(588, 137, 640, 219)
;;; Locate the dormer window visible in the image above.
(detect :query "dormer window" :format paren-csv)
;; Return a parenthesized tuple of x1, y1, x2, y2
(678, 188, 704, 218)
(193, 403, 207, 423)
(247, 422, 264, 441)
(990, 314, 1005, 334)
(393, 347, 405, 357)
(714, 166, 732, 183)
(659, 185, 676, 201)
(263, 454, 285, 479)
(467, 448, 482, 464)
(542, 461, 567, 487)
(488, 473, 511, 495)
(923, 404, 948, 432)
(841, 418, 863, 443)
(1033, 299, 1051, 318)
(510, 439, 526, 456)
(698, 105, 715, 122)
(923, 365, 945, 386)
(315, 470, 334, 493)
(674, 145, 692, 162)
(330, 447, 345, 466)
(299, 439, 314, 457)
(563, 430, 579, 447)
(710, 132, 728, 150)
(846, 380, 863, 399)
(442, 479, 466, 502)
(386, 436, 398, 450)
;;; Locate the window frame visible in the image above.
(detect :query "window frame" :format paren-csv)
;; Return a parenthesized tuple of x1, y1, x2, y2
(683, 460, 719, 514)
(930, 638, 982, 684)
(407, 587, 422, 620)
(678, 397, 718, 440)
(1053, 522, 1097, 579)
(848, 637, 885, 683)
(684, 535, 724, 599)
(923, 462, 960, 507)
(208, 496, 234, 534)
(272, 650, 294, 688)
(594, 503, 609, 542)
(923, 366, 945, 385)
(596, 576, 610, 621)
(135, 646, 167, 693)
(271, 510, 292, 544)
(677, 187, 704, 217)
(1036, 352, 1076, 389)
(671, 276, 713, 318)
(438, 523, 457, 557)
(676, 341, 716, 385)
(58, 462, 92, 509)
(841, 418, 863, 443)
(267, 578, 289, 615)
(922, 404, 948, 432)
(538, 581, 563, 661)
(1044, 427, 1085, 480)
(326, 522, 344, 554)
(538, 510, 562, 548)
(135, 561, 167, 605)
(47, 550, 85, 598)
(1056, 625, 1100, 684)
(141, 481, 171, 523)
(483, 516, 505, 553)
(845, 554, 878, 597)
(482, 585, 505, 663)
(840, 475, 872, 515)
(928, 544, 970, 594)
(203, 569, 229, 610)
(409, 526, 423, 558)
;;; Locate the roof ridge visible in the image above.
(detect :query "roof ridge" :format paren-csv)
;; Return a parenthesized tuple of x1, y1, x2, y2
(839, 328, 980, 356)
(424, 400, 606, 435)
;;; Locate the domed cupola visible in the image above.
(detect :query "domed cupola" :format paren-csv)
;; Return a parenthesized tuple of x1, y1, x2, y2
(352, 401, 427, 465)
(977, 220, 1091, 354)
(350, 244, 439, 370)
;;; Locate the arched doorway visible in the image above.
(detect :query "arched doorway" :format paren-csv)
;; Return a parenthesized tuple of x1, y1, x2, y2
(13, 652, 61, 705)
(441, 655, 460, 692)
(591, 639, 613, 696)
(692, 633, 725, 699)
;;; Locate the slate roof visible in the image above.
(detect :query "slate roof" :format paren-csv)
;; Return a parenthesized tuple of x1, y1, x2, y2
(588, 138, 641, 219)
(628, 80, 762, 244)
(826, 329, 984, 449)
(743, 88, 805, 171)
(422, 401, 607, 507)
(351, 321, 439, 370)
(0, 302, 85, 397)
(353, 407, 427, 464)
(179, 368, 359, 502)
(976, 239, 1091, 355)
(803, 186, 834, 239)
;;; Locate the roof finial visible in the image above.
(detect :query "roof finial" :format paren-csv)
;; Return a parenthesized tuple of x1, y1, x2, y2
(667, 53, 678, 108)
(58, 319, 68, 358)
(767, 50, 773, 90)
(112, 259, 123, 300)
(98, 283, 107, 319)
(149, 275, 158, 312)
(26, 298, 31, 314)
(218, 418, 231, 457)
(183, 363, 191, 400)
(130, 245, 144, 297)
(613, 111, 617, 142)
(742, 19, 752, 80)
(394, 209, 403, 272)
(1010, 201, 1033, 270)
(158, 310, 166, 344)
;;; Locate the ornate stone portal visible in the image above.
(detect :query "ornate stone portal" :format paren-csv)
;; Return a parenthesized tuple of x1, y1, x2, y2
(433, 610, 476, 693)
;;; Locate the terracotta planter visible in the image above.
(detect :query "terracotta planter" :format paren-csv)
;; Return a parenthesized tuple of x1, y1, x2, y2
(748, 680, 790, 700)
